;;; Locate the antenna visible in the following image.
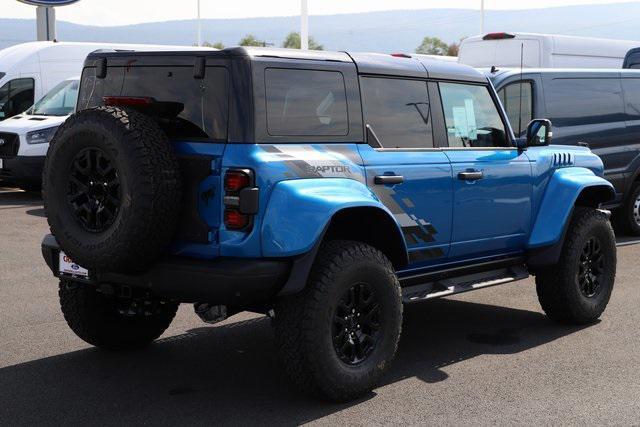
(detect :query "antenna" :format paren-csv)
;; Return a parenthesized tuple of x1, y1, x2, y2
(517, 42, 524, 136)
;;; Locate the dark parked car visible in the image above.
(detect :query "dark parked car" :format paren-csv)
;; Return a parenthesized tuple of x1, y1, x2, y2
(488, 68, 640, 235)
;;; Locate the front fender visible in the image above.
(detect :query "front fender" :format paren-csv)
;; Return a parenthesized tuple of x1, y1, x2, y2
(261, 178, 400, 257)
(528, 167, 615, 249)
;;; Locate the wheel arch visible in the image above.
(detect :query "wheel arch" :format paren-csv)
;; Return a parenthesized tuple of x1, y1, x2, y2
(528, 170, 615, 270)
(323, 206, 409, 269)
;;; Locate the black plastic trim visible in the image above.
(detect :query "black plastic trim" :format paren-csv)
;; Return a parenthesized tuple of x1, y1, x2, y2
(41, 235, 291, 305)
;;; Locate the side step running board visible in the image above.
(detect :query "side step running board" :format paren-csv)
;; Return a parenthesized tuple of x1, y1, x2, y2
(402, 265, 529, 303)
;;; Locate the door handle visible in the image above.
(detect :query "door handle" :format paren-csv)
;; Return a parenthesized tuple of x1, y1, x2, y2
(458, 170, 484, 181)
(374, 175, 404, 185)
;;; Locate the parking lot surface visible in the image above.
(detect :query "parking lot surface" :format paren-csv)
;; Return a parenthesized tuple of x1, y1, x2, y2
(1, 187, 639, 426)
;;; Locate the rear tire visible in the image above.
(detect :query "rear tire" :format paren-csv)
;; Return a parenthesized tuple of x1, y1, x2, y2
(273, 240, 402, 402)
(59, 281, 178, 350)
(536, 208, 616, 324)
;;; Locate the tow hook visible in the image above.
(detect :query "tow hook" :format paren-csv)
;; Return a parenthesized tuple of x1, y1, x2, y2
(194, 303, 228, 324)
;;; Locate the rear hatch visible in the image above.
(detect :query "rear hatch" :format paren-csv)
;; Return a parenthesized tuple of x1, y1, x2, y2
(77, 51, 231, 258)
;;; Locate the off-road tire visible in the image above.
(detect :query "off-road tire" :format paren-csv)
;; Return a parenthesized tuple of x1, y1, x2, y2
(59, 281, 178, 350)
(536, 208, 616, 324)
(42, 106, 182, 273)
(616, 182, 640, 236)
(274, 240, 402, 402)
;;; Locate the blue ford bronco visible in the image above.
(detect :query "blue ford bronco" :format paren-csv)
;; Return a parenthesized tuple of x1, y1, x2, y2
(41, 47, 617, 401)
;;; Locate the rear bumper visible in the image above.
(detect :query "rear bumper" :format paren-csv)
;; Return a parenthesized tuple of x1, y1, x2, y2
(41, 235, 291, 305)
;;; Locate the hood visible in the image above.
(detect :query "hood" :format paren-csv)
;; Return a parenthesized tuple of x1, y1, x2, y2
(0, 114, 69, 135)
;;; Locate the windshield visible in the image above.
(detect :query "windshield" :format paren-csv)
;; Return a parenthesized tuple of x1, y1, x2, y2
(28, 79, 79, 117)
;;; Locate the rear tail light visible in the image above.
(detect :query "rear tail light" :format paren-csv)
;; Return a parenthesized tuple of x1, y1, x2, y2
(391, 53, 412, 58)
(224, 170, 251, 192)
(223, 169, 258, 231)
(482, 32, 516, 40)
(224, 209, 250, 230)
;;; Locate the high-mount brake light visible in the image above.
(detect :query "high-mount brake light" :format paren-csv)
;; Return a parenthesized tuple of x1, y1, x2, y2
(391, 53, 412, 58)
(224, 170, 251, 193)
(224, 209, 250, 230)
(482, 32, 516, 40)
(103, 96, 155, 107)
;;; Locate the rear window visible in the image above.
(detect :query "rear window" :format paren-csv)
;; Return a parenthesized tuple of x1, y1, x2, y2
(265, 68, 348, 136)
(78, 66, 229, 141)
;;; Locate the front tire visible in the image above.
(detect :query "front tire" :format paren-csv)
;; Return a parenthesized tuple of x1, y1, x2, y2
(274, 240, 402, 402)
(59, 281, 178, 350)
(536, 208, 616, 324)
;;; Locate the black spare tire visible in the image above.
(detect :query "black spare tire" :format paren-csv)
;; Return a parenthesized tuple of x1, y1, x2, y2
(43, 106, 182, 273)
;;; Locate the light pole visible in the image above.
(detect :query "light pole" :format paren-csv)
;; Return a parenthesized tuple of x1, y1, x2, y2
(197, 0, 202, 46)
(480, 0, 485, 34)
(300, 0, 309, 50)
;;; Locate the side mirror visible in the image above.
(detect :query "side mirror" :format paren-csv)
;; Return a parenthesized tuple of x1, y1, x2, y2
(526, 119, 552, 147)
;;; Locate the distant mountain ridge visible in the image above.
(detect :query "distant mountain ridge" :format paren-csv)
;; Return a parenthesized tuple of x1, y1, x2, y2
(2, 2, 640, 52)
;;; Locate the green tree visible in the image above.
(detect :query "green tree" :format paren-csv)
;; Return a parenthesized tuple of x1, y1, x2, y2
(239, 34, 267, 47)
(415, 36, 450, 56)
(281, 31, 324, 50)
(198, 41, 225, 49)
(446, 41, 460, 56)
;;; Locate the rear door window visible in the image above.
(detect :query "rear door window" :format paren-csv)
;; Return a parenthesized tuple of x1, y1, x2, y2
(498, 81, 533, 137)
(360, 76, 433, 149)
(265, 68, 349, 136)
(78, 66, 229, 141)
(439, 82, 508, 148)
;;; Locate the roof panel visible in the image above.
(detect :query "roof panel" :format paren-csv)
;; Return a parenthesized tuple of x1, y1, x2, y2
(348, 52, 427, 78)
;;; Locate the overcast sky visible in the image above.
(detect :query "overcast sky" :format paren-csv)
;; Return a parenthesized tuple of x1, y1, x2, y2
(4, 0, 633, 26)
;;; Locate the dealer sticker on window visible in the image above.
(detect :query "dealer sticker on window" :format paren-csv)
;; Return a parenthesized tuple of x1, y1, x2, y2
(59, 252, 89, 278)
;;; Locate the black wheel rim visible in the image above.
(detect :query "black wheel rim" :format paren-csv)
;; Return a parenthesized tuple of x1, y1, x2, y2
(66, 148, 121, 232)
(578, 236, 605, 298)
(332, 283, 381, 366)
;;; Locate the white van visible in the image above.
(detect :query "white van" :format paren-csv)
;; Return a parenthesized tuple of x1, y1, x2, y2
(0, 41, 213, 122)
(0, 77, 78, 190)
(459, 32, 639, 69)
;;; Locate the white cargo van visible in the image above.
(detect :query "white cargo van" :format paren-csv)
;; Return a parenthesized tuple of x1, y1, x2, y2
(459, 32, 639, 69)
(0, 77, 78, 190)
(0, 41, 213, 122)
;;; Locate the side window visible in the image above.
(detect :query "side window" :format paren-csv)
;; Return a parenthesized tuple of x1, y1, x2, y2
(544, 78, 624, 127)
(622, 78, 640, 120)
(265, 68, 349, 136)
(0, 78, 35, 120)
(439, 82, 508, 148)
(360, 77, 433, 149)
(498, 81, 533, 137)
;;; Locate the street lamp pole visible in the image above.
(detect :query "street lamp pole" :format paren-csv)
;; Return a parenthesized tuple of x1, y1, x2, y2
(197, 0, 202, 46)
(480, 0, 485, 34)
(301, 0, 309, 50)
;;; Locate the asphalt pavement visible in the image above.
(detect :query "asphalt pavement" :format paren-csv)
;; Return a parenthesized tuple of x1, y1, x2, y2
(1, 187, 639, 426)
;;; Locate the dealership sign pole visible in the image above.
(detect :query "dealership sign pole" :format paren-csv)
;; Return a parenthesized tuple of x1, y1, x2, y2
(16, 0, 80, 41)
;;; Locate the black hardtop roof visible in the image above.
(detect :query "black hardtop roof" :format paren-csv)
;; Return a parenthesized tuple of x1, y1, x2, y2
(85, 46, 487, 83)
